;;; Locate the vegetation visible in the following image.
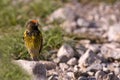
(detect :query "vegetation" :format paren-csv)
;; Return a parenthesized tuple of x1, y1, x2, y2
(0, 0, 62, 79)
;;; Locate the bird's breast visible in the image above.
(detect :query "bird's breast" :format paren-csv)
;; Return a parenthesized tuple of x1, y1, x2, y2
(24, 31, 41, 49)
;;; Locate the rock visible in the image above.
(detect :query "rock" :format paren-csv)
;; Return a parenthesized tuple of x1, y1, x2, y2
(13, 60, 47, 80)
(105, 72, 119, 80)
(85, 44, 101, 53)
(101, 44, 120, 60)
(86, 63, 102, 72)
(78, 76, 88, 80)
(87, 71, 94, 76)
(60, 20, 77, 33)
(59, 63, 69, 71)
(57, 44, 75, 62)
(47, 6, 77, 23)
(66, 72, 75, 79)
(48, 74, 58, 80)
(78, 49, 101, 70)
(53, 58, 60, 63)
(102, 63, 110, 72)
(63, 6, 77, 21)
(38, 61, 56, 70)
(95, 70, 119, 80)
(117, 74, 120, 80)
(32, 63, 47, 80)
(87, 77, 96, 80)
(75, 45, 87, 58)
(77, 18, 89, 27)
(13, 60, 56, 74)
(67, 57, 77, 66)
(74, 71, 89, 79)
(95, 70, 106, 80)
(73, 65, 80, 72)
(47, 8, 66, 23)
(114, 64, 120, 75)
(67, 66, 74, 72)
(108, 23, 120, 42)
(79, 39, 91, 45)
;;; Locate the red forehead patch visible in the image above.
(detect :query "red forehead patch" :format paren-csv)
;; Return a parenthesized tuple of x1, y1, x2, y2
(31, 20, 38, 23)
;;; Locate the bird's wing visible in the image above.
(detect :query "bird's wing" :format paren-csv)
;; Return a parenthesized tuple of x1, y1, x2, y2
(39, 31, 43, 53)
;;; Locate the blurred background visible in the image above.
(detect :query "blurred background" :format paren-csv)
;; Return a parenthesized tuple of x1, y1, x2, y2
(0, 0, 120, 80)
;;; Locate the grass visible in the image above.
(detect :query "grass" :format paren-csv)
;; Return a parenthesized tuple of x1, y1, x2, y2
(0, 0, 62, 80)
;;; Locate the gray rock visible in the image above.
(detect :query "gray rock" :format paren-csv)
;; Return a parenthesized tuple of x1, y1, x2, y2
(102, 63, 110, 72)
(47, 6, 77, 23)
(101, 44, 120, 60)
(48, 74, 58, 80)
(85, 44, 101, 53)
(60, 20, 77, 33)
(78, 76, 87, 80)
(79, 40, 91, 45)
(57, 44, 75, 62)
(95, 70, 119, 80)
(32, 63, 47, 80)
(87, 71, 94, 76)
(75, 45, 87, 57)
(95, 70, 106, 80)
(87, 77, 96, 80)
(47, 8, 66, 23)
(73, 65, 80, 72)
(77, 18, 90, 27)
(86, 63, 103, 72)
(108, 23, 120, 42)
(105, 72, 119, 80)
(110, 62, 120, 75)
(13, 60, 58, 80)
(59, 63, 69, 71)
(78, 49, 101, 70)
(67, 57, 77, 66)
(66, 72, 75, 79)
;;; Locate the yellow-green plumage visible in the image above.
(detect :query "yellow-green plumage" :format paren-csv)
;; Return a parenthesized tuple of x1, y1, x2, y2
(23, 20, 43, 61)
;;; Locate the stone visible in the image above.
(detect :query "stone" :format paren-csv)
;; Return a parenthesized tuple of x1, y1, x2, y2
(48, 74, 58, 80)
(95, 70, 106, 80)
(67, 57, 77, 66)
(73, 65, 80, 72)
(75, 45, 87, 58)
(107, 23, 120, 42)
(78, 76, 88, 80)
(47, 6, 77, 23)
(110, 62, 120, 75)
(57, 44, 75, 62)
(102, 63, 110, 72)
(101, 44, 120, 60)
(105, 72, 119, 80)
(77, 18, 89, 27)
(85, 44, 101, 53)
(13, 60, 56, 76)
(32, 63, 47, 80)
(95, 70, 119, 80)
(86, 63, 102, 72)
(60, 20, 77, 33)
(66, 72, 75, 79)
(13, 60, 47, 80)
(47, 8, 66, 23)
(87, 77, 96, 80)
(59, 63, 69, 71)
(78, 49, 101, 70)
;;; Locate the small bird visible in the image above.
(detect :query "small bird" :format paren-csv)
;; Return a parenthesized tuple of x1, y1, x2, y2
(23, 19, 43, 61)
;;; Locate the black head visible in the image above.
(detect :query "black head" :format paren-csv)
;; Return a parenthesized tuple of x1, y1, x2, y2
(26, 19, 39, 31)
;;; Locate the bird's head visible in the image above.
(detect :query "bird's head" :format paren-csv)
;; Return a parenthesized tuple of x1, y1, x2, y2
(25, 19, 39, 31)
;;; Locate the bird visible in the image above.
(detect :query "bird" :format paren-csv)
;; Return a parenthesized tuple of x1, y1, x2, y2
(23, 19, 43, 61)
